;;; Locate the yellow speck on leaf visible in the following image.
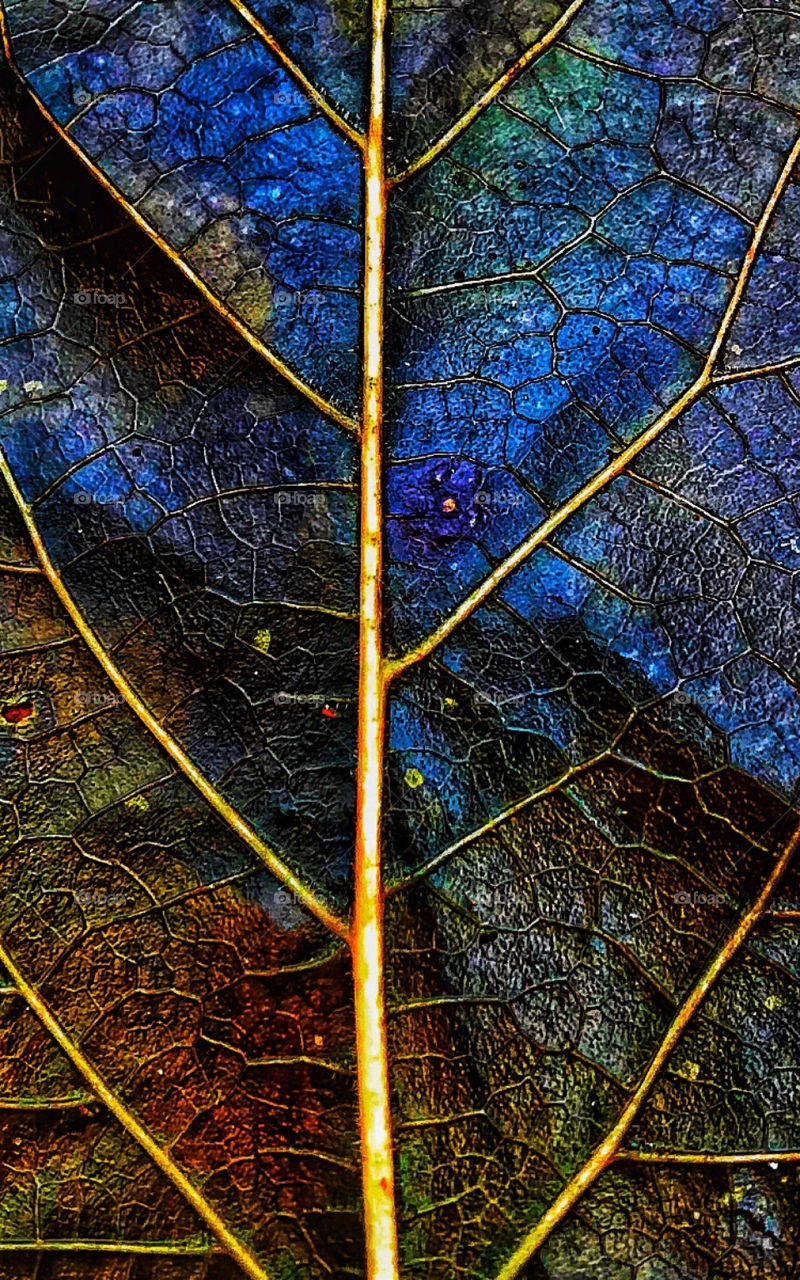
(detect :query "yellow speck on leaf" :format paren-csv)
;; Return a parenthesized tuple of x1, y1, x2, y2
(253, 628, 272, 654)
(125, 795, 149, 812)
(765, 994, 783, 1011)
(677, 1061, 701, 1081)
(405, 767, 424, 789)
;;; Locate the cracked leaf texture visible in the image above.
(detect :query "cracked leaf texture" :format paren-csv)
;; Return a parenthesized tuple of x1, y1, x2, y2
(1, 1, 800, 1278)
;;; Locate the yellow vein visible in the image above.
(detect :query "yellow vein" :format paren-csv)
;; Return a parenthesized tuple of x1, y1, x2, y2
(0, 1095, 92, 1109)
(0, 1241, 217, 1255)
(711, 353, 800, 385)
(493, 818, 800, 1280)
(615, 1149, 800, 1165)
(351, 1, 400, 1278)
(387, 130, 800, 681)
(0, 450, 349, 941)
(0, 3, 357, 435)
(0, 559, 40, 573)
(0, 937, 272, 1280)
(226, 0, 365, 149)
(389, 0, 591, 186)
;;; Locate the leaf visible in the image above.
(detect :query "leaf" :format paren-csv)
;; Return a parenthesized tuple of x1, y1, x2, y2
(0, 478, 361, 1277)
(1, 2, 800, 1279)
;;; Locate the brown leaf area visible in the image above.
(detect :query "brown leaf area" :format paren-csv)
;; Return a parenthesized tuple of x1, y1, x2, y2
(386, 697, 798, 1278)
(0, 501, 362, 1275)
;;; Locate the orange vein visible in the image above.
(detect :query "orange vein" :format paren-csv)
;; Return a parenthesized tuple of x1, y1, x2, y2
(387, 130, 800, 681)
(389, 0, 591, 186)
(0, 2, 357, 435)
(0, 937, 272, 1280)
(226, 0, 365, 148)
(0, 450, 349, 940)
(351, 1, 399, 1278)
(493, 819, 800, 1280)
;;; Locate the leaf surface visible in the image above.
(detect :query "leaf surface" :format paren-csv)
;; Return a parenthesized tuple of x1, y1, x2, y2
(1, 2, 800, 1279)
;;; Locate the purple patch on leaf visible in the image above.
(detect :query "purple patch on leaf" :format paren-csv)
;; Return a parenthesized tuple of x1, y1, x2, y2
(388, 457, 486, 564)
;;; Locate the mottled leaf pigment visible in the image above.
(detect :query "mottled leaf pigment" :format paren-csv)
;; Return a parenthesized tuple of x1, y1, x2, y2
(0, 2, 799, 1278)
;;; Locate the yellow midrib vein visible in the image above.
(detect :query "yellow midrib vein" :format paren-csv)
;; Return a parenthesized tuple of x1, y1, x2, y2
(0, 450, 349, 941)
(351, 2, 400, 1279)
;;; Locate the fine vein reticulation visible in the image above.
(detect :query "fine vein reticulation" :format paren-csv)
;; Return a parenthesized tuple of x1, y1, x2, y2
(387, 128, 800, 680)
(0, 937, 274, 1280)
(0, 2, 358, 435)
(3, 3, 800, 1279)
(493, 819, 800, 1279)
(226, 0, 365, 148)
(388, 0, 591, 186)
(0, 449, 349, 942)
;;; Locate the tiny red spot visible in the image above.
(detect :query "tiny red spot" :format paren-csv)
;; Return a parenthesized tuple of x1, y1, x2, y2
(441, 496, 457, 513)
(78, 1105, 90, 1118)
(380, 1177, 390, 1192)
(2, 701, 34, 725)
(321, 705, 338, 718)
